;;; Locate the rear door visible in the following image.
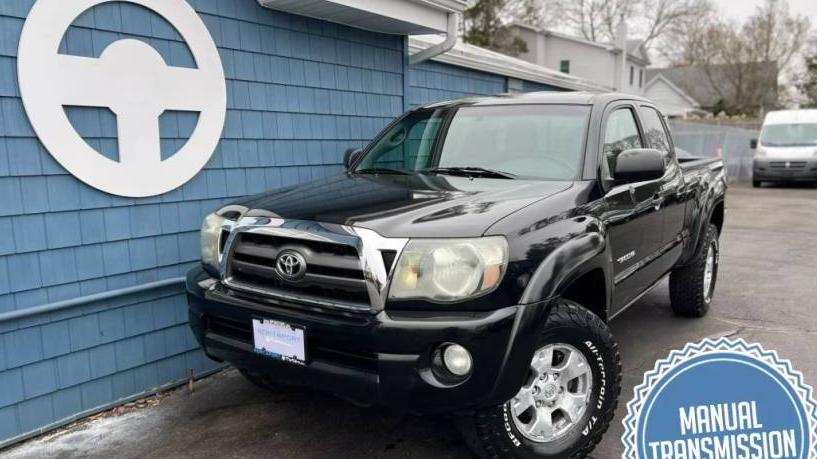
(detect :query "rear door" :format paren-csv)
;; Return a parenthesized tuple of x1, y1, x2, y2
(600, 103, 666, 312)
(637, 105, 687, 264)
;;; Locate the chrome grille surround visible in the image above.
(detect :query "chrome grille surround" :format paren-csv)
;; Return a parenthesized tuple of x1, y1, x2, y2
(217, 216, 408, 313)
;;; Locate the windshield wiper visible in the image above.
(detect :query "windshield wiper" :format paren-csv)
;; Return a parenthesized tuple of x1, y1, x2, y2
(422, 166, 518, 179)
(354, 167, 416, 176)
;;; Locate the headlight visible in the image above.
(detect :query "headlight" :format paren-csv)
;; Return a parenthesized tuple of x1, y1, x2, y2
(389, 237, 508, 302)
(755, 146, 766, 157)
(201, 212, 227, 272)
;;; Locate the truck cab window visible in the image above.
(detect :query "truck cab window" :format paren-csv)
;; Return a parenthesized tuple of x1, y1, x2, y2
(640, 106, 672, 155)
(603, 108, 643, 175)
(357, 105, 591, 180)
(361, 110, 444, 170)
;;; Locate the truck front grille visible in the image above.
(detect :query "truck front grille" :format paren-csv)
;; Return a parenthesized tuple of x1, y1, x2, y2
(226, 232, 370, 311)
(770, 161, 807, 170)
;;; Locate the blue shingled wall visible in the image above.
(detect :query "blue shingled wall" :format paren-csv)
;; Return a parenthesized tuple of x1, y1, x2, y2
(0, 0, 403, 446)
(0, 0, 565, 447)
(406, 60, 507, 107)
(520, 79, 568, 93)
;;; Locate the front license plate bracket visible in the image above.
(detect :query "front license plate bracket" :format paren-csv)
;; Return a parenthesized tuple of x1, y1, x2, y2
(252, 318, 307, 365)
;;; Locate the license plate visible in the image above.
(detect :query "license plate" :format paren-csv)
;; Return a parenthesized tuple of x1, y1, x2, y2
(252, 319, 306, 365)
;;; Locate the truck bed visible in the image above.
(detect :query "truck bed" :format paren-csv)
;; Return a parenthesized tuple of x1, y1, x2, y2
(678, 156, 723, 170)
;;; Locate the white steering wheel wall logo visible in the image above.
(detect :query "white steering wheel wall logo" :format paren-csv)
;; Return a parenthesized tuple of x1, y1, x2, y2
(18, 0, 226, 197)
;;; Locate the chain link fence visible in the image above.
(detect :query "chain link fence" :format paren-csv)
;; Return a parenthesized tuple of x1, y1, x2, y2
(669, 121, 760, 181)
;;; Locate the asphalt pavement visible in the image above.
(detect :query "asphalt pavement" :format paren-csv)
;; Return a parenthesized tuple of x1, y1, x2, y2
(4, 182, 817, 459)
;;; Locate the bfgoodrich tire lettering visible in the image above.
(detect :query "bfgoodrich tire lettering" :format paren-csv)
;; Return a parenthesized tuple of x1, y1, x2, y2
(457, 300, 621, 459)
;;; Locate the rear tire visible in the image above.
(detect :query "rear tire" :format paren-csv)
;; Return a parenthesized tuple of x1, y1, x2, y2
(669, 224, 719, 317)
(752, 180, 761, 188)
(457, 300, 621, 459)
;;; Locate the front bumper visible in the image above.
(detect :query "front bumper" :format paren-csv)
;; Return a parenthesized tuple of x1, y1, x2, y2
(753, 158, 817, 181)
(186, 267, 548, 415)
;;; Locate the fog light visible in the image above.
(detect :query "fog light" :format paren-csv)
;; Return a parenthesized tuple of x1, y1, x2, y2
(443, 344, 472, 377)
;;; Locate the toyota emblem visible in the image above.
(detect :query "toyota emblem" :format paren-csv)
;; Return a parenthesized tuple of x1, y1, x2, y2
(275, 251, 307, 282)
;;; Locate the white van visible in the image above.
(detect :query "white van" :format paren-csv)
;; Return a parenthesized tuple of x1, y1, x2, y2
(751, 109, 817, 187)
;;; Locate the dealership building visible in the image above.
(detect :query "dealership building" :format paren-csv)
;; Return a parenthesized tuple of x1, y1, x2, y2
(0, 0, 604, 446)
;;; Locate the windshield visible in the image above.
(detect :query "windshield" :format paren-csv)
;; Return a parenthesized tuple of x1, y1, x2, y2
(354, 105, 591, 180)
(760, 123, 817, 147)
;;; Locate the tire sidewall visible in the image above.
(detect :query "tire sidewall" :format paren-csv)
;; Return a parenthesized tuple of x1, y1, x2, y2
(702, 226, 720, 307)
(482, 304, 619, 459)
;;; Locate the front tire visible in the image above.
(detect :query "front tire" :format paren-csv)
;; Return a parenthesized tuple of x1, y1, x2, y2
(669, 223, 719, 317)
(458, 300, 621, 459)
(752, 179, 761, 188)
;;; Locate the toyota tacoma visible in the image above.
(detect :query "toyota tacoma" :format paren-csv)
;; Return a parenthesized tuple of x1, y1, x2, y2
(187, 92, 726, 458)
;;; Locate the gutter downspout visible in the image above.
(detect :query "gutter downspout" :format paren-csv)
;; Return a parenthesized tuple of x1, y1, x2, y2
(409, 13, 459, 65)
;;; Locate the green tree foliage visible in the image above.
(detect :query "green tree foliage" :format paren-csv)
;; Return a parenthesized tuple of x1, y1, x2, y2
(463, 0, 528, 56)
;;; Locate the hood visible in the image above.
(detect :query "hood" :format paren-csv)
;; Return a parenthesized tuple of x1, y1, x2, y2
(231, 173, 573, 238)
(762, 145, 817, 159)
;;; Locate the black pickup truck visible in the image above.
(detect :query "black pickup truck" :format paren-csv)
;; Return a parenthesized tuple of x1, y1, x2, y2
(187, 92, 726, 459)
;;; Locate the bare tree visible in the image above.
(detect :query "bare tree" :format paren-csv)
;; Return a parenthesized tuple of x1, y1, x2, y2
(532, 0, 630, 42)
(663, 0, 810, 115)
(655, 1, 719, 64)
(517, 0, 711, 50)
(640, 0, 716, 51)
(503, 0, 553, 25)
(675, 21, 779, 115)
(741, 0, 810, 71)
(668, 0, 809, 70)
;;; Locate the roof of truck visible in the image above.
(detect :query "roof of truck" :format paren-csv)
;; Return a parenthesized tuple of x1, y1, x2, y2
(421, 91, 652, 109)
(764, 109, 817, 125)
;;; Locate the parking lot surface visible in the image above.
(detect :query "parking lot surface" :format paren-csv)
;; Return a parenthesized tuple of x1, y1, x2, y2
(4, 183, 817, 459)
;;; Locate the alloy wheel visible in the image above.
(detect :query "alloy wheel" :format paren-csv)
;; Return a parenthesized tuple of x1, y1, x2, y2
(509, 343, 593, 443)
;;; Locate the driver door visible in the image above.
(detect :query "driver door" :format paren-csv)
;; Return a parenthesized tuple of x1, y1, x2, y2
(601, 105, 665, 313)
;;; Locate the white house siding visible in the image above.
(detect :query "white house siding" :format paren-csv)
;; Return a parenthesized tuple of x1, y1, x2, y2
(645, 79, 698, 118)
(541, 36, 616, 88)
(511, 27, 645, 94)
(622, 62, 646, 95)
(515, 26, 545, 66)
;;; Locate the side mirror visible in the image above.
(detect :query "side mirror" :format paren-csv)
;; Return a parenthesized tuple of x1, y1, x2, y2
(343, 148, 362, 170)
(613, 148, 666, 183)
(750, 139, 758, 149)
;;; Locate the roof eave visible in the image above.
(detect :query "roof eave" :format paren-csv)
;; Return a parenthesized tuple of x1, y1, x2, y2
(409, 37, 611, 92)
(257, 0, 465, 35)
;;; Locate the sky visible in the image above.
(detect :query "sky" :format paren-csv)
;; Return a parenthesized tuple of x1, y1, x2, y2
(712, 0, 817, 22)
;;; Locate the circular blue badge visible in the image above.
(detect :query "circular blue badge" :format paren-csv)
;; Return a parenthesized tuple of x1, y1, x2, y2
(623, 338, 817, 459)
